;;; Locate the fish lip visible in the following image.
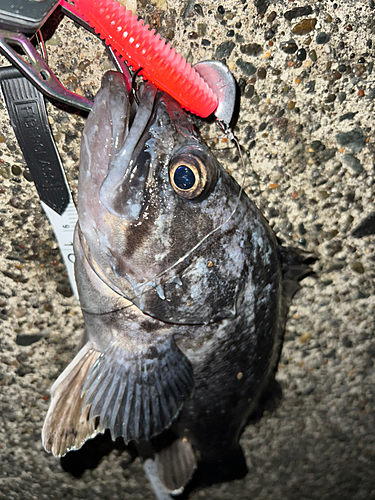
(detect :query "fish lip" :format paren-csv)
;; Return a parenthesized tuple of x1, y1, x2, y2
(98, 81, 158, 220)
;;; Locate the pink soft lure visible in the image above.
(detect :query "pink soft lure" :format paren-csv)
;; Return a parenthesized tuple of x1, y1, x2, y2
(62, 0, 218, 117)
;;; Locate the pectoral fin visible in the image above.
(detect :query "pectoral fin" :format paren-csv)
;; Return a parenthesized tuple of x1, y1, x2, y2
(82, 336, 194, 443)
(42, 342, 101, 457)
(42, 334, 193, 458)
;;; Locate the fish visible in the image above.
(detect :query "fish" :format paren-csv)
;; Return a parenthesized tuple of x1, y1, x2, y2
(42, 70, 311, 496)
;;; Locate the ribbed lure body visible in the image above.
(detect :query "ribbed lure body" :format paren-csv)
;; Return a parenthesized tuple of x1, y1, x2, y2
(72, 0, 218, 117)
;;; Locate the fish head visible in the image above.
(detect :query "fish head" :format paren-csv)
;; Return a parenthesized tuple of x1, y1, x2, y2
(77, 71, 260, 324)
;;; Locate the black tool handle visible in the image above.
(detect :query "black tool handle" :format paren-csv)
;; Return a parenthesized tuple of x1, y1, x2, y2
(0, 66, 70, 215)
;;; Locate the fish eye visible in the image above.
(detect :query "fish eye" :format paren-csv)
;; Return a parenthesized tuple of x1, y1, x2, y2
(169, 151, 216, 201)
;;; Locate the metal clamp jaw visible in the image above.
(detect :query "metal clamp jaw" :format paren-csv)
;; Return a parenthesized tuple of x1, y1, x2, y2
(0, 0, 93, 111)
(0, 28, 94, 112)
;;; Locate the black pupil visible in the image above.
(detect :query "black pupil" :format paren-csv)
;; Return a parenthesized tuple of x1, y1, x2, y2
(174, 165, 196, 190)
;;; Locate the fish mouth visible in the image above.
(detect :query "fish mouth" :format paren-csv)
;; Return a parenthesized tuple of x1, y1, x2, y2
(98, 80, 158, 221)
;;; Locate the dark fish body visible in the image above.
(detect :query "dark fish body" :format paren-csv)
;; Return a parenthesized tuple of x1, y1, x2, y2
(43, 71, 310, 494)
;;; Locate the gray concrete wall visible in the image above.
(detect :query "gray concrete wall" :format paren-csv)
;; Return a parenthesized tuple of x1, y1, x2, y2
(0, 1, 374, 499)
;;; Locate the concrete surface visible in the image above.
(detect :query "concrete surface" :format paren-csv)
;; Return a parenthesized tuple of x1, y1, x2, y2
(0, 0, 374, 499)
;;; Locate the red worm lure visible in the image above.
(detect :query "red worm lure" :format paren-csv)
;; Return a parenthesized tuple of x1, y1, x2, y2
(60, 0, 219, 118)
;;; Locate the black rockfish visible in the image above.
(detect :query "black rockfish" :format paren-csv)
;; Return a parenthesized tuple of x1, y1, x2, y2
(42, 71, 310, 495)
